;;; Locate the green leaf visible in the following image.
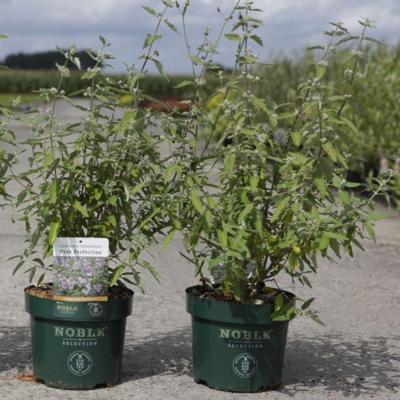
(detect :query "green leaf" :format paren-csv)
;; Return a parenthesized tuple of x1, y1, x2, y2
(13, 259, 25, 275)
(99, 35, 107, 46)
(204, 210, 213, 228)
(217, 229, 228, 248)
(49, 220, 60, 245)
(338, 190, 351, 205)
(271, 198, 290, 222)
(324, 231, 347, 241)
(249, 175, 259, 190)
(122, 182, 131, 201)
(251, 97, 269, 113)
(318, 233, 330, 250)
(272, 315, 290, 322)
(28, 267, 36, 283)
(191, 55, 203, 65)
(33, 258, 45, 268)
(332, 116, 358, 135)
(81, 70, 98, 80)
(238, 204, 253, 222)
(138, 259, 160, 283)
(368, 212, 387, 221)
(224, 152, 235, 175)
(16, 189, 28, 207)
(291, 131, 301, 147)
(164, 164, 176, 183)
(345, 181, 361, 188)
(190, 190, 204, 214)
(162, 230, 176, 249)
(322, 143, 337, 162)
(365, 222, 376, 240)
(250, 34, 263, 46)
(116, 111, 136, 132)
(308, 311, 325, 325)
(224, 33, 241, 41)
(164, 19, 178, 33)
(301, 297, 315, 310)
(336, 35, 358, 46)
(110, 265, 124, 286)
(314, 178, 329, 198)
(108, 195, 118, 206)
(174, 80, 194, 89)
(316, 61, 327, 79)
(315, 157, 334, 179)
(94, 188, 102, 201)
(131, 182, 146, 194)
(142, 6, 158, 16)
(143, 33, 161, 49)
(153, 59, 168, 80)
(0, 34, 8, 39)
(49, 182, 57, 204)
(73, 200, 89, 218)
(330, 239, 341, 258)
(37, 273, 46, 286)
(364, 36, 385, 46)
(108, 215, 117, 227)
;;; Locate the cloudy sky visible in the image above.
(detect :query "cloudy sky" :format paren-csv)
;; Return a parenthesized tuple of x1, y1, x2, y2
(0, 0, 399, 73)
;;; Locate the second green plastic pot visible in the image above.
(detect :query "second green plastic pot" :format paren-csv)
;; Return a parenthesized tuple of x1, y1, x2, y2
(25, 286, 133, 389)
(186, 286, 294, 392)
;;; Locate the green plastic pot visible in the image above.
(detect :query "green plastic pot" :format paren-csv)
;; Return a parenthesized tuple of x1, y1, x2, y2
(186, 286, 294, 392)
(25, 286, 133, 389)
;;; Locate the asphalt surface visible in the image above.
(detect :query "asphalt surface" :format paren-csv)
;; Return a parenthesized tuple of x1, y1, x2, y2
(0, 101, 399, 399)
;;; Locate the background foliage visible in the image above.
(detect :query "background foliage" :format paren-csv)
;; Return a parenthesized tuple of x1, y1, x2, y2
(2, 49, 100, 70)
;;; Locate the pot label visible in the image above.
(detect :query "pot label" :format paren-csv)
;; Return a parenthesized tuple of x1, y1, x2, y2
(53, 237, 109, 258)
(219, 328, 272, 349)
(54, 326, 107, 348)
(55, 302, 79, 315)
(53, 300, 109, 319)
(232, 353, 257, 378)
(67, 351, 93, 376)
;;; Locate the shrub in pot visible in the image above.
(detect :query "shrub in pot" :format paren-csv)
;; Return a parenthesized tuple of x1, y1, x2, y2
(160, 1, 390, 392)
(5, 34, 167, 389)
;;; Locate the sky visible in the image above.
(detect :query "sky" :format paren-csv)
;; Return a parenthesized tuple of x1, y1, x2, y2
(0, 0, 399, 74)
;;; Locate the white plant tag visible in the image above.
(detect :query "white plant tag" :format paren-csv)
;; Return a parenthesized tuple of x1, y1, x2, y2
(53, 237, 109, 258)
(53, 238, 110, 296)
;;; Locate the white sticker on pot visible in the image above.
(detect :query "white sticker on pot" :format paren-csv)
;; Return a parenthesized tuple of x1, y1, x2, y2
(53, 237, 109, 258)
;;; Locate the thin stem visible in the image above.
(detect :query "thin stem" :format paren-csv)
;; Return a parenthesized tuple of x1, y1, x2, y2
(335, 25, 367, 118)
(134, 5, 169, 108)
(47, 59, 68, 183)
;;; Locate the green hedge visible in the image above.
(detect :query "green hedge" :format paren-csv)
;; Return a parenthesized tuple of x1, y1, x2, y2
(255, 46, 400, 186)
(0, 70, 196, 98)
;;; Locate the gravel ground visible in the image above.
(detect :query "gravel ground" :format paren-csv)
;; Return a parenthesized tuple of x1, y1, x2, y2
(0, 101, 399, 399)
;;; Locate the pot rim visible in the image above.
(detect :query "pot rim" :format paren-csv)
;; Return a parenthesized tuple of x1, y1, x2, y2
(25, 284, 133, 322)
(186, 285, 295, 325)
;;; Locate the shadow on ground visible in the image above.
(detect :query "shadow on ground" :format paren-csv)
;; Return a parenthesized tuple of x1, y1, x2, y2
(283, 335, 400, 397)
(1, 325, 399, 398)
(0, 326, 32, 374)
(122, 327, 192, 382)
(122, 328, 400, 396)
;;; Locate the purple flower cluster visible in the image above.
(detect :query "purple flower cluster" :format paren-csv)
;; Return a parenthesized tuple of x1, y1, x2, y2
(53, 256, 109, 296)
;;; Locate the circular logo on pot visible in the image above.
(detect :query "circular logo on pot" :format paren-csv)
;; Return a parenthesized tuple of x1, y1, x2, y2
(67, 351, 93, 376)
(232, 353, 257, 378)
(88, 302, 103, 317)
